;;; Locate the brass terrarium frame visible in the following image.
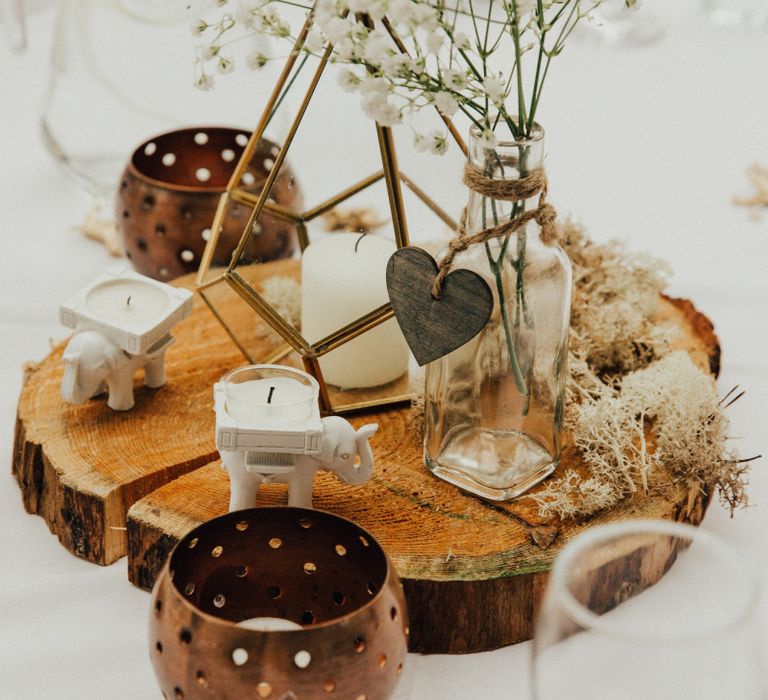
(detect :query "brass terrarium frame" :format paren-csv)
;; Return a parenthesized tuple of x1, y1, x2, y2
(196, 11, 464, 415)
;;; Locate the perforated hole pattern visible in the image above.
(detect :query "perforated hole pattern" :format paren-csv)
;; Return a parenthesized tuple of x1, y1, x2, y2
(149, 507, 408, 700)
(117, 127, 302, 281)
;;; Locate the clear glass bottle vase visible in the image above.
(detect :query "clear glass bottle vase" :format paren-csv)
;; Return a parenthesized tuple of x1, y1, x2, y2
(424, 125, 571, 501)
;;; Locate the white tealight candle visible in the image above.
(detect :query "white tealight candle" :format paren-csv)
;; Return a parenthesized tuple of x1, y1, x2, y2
(225, 376, 314, 426)
(60, 265, 193, 356)
(301, 233, 409, 389)
(236, 617, 303, 632)
(85, 278, 171, 324)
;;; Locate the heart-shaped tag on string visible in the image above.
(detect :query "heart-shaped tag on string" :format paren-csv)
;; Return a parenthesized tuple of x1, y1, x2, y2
(386, 247, 494, 366)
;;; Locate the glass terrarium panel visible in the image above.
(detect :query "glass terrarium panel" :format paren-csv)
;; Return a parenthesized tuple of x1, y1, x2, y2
(228, 72, 414, 393)
(198, 274, 295, 365)
(323, 357, 424, 414)
(199, 51, 470, 409)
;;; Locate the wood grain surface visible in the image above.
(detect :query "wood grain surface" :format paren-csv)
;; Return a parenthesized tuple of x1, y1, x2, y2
(12, 259, 719, 652)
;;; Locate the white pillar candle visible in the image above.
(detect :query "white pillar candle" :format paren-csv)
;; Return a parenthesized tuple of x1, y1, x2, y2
(85, 278, 170, 324)
(301, 233, 409, 389)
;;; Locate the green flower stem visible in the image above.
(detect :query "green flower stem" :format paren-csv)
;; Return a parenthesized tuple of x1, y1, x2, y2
(491, 253, 529, 396)
(479, 141, 537, 413)
(481, 155, 528, 398)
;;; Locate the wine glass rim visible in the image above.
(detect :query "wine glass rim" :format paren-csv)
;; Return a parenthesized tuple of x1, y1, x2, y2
(549, 519, 759, 645)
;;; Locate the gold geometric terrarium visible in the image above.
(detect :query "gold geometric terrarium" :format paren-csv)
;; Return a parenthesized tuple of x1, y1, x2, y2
(196, 13, 462, 414)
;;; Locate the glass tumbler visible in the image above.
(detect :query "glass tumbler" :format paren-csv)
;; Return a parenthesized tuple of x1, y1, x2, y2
(532, 519, 763, 700)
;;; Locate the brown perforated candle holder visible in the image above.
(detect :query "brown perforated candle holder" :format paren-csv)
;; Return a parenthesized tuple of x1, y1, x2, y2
(117, 127, 302, 281)
(149, 508, 409, 700)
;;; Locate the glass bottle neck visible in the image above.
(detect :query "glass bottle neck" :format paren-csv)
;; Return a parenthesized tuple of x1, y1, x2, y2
(465, 126, 546, 239)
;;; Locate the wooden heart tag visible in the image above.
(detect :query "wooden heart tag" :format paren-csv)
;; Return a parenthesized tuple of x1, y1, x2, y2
(386, 247, 494, 366)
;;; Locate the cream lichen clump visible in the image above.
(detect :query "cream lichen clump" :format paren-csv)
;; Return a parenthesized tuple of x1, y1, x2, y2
(562, 221, 675, 385)
(622, 352, 747, 513)
(529, 226, 749, 520)
(255, 276, 302, 345)
(260, 276, 301, 330)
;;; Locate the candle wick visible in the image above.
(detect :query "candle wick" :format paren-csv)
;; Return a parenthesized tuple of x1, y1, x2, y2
(267, 386, 275, 404)
(126, 295, 132, 307)
(354, 232, 367, 253)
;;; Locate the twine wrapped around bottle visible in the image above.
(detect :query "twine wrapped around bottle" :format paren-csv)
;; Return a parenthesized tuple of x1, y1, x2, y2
(432, 164, 560, 299)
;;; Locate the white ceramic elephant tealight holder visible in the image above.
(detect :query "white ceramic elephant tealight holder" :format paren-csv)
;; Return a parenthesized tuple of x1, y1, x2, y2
(214, 365, 379, 511)
(58, 265, 193, 411)
(61, 330, 174, 411)
(221, 416, 378, 511)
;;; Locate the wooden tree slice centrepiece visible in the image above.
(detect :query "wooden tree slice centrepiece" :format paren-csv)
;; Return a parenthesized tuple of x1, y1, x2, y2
(12, 261, 719, 653)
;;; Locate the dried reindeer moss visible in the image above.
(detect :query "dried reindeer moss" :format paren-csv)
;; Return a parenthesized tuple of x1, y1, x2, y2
(529, 224, 749, 520)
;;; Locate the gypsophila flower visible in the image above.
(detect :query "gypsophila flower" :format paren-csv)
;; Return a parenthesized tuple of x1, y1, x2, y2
(413, 130, 448, 155)
(200, 45, 220, 61)
(333, 38, 358, 62)
(412, 4, 439, 29)
(363, 33, 391, 65)
(478, 128, 499, 150)
(443, 69, 466, 90)
(338, 68, 362, 92)
(199, 0, 610, 148)
(374, 102, 402, 127)
(453, 31, 471, 51)
(413, 132, 430, 153)
(235, 1, 257, 27)
(190, 18, 207, 36)
(381, 53, 411, 79)
(246, 51, 268, 70)
(195, 73, 215, 91)
(304, 27, 325, 53)
(359, 75, 389, 95)
(482, 75, 507, 105)
(314, 0, 336, 22)
(323, 15, 352, 44)
(425, 30, 444, 55)
(347, 0, 372, 12)
(217, 56, 235, 74)
(362, 94, 399, 126)
(388, 0, 414, 25)
(432, 91, 459, 117)
(429, 131, 448, 155)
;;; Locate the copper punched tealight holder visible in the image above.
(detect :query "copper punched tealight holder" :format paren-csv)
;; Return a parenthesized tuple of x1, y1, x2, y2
(118, 127, 302, 280)
(150, 508, 409, 700)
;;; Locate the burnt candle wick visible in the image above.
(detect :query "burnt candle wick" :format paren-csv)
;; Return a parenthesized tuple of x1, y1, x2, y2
(267, 386, 275, 404)
(126, 295, 132, 307)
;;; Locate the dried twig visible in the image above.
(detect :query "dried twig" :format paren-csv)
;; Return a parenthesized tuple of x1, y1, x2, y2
(734, 164, 768, 219)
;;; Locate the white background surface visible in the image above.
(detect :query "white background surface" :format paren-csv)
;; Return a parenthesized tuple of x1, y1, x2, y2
(1, 2, 767, 698)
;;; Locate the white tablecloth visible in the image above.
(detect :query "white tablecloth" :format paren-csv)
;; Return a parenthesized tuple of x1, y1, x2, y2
(1, 3, 767, 698)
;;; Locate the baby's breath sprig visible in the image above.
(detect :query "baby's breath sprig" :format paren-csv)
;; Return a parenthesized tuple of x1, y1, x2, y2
(192, 0, 635, 151)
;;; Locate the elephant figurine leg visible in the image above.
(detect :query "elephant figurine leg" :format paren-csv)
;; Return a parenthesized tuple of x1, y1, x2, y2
(106, 367, 136, 411)
(287, 465, 316, 509)
(224, 453, 263, 512)
(144, 352, 167, 389)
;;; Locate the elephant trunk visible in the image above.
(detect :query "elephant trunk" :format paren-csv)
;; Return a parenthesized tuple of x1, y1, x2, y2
(60, 360, 87, 405)
(344, 426, 377, 486)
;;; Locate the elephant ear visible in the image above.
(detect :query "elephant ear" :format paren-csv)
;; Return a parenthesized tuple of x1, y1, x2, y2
(101, 342, 123, 371)
(356, 424, 379, 440)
